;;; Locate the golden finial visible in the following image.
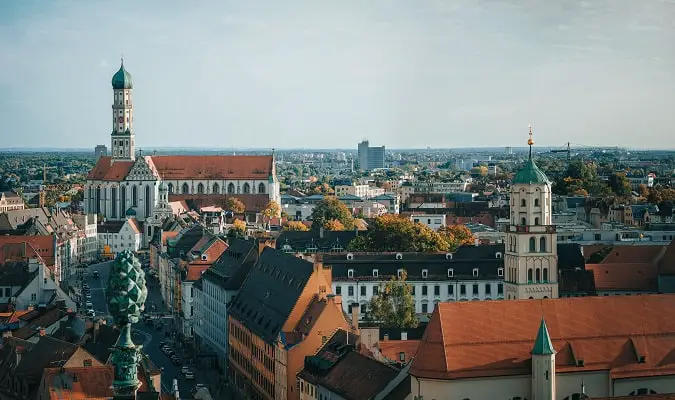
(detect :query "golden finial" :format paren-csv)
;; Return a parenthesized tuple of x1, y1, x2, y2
(527, 124, 534, 146)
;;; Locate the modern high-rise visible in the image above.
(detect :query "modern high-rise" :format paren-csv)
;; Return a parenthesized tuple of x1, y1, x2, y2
(94, 145, 107, 159)
(357, 140, 385, 171)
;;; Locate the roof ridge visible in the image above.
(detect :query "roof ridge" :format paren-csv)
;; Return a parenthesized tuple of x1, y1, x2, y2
(437, 306, 450, 373)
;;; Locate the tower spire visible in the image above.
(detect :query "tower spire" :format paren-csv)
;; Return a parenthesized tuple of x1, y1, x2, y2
(528, 124, 534, 160)
(120, 54, 124, 67)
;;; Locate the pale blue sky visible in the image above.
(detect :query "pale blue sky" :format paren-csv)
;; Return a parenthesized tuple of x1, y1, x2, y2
(1, 0, 674, 149)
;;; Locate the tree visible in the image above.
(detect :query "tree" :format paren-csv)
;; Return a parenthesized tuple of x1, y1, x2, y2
(262, 200, 281, 219)
(347, 214, 448, 252)
(323, 219, 345, 231)
(638, 184, 649, 198)
(438, 224, 475, 252)
(229, 219, 247, 237)
(226, 197, 245, 214)
(310, 196, 355, 230)
(609, 173, 631, 196)
(365, 270, 418, 328)
(284, 221, 309, 231)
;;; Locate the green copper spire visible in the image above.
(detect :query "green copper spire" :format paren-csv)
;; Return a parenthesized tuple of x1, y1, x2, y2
(513, 125, 550, 185)
(532, 318, 555, 355)
(106, 250, 148, 398)
(112, 58, 133, 90)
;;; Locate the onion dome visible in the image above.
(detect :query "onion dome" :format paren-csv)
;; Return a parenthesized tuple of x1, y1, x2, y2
(125, 207, 137, 217)
(513, 125, 550, 185)
(112, 58, 133, 90)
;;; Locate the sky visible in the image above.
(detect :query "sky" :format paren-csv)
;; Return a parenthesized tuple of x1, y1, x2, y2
(0, 0, 674, 150)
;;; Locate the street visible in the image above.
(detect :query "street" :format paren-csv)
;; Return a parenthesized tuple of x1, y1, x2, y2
(84, 260, 214, 398)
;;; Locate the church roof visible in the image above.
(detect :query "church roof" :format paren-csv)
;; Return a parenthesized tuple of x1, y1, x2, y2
(532, 319, 555, 355)
(512, 158, 550, 185)
(112, 61, 133, 90)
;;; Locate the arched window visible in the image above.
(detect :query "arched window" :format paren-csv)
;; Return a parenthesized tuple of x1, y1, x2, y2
(629, 389, 658, 395)
(213, 183, 220, 194)
(228, 183, 235, 194)
(540, 237, 546, 252)
(258, 182, 266, 194)
(527, 268, 533, 283)
(145, 185, 151, 216)
(167, 183, 173, 194)
(243, 183, 251, 194)
(535, 217, 540, 225)
(121, 186, 126, 213)
(197, 183, 204, 194)
(535, 198, 540, 207)
(521, 217, 526, 226)
(535, 268, 541, 283)
(182, 183, 189, 194)
(132, 185, 138, 207)
(95, 187, 101, 214)
(111, 187, 118, 218)
(521, 199, 526, 207)
(543, 268, 549, 282)
(529, 237, 536, 252)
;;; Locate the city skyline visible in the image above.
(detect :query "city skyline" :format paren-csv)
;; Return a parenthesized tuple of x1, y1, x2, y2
(1, 0, 674, 149)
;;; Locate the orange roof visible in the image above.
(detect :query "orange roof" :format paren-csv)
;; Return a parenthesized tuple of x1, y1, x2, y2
(151, 155, 272, 180)
(378, 340, 420, 363)
(0, 236, 55, 267)
(186, 265, 210, 281)
(586, 263, 658, 291)
(127, 218, 141, 234)
(43, 365, 114, 399)
(161, 231, 179, 245)
(600, 245, 667, 264)
(659, 240, 675, 275)
(410, 295, 675, 380)
(170, 193, 270, 213)
(87, 157, 134, 181)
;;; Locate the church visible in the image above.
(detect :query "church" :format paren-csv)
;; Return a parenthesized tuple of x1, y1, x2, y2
(85, 60, 280, 242)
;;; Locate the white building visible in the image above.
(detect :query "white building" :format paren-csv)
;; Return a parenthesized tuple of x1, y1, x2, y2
(0, 191, 25, 212)
(399, 180, 469, 202)
(335, 184, 384, 199)
(72, 214, 98, 263)
(14, 259, 76, 311)
(504, 128, 559, 300)
(84, 60, 280, 243)
(409, 213, 447, 230)
(97, 215, 141, 256)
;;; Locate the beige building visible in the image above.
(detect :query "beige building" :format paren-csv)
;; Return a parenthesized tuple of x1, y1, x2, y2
(410, 294, 675, 400)
(505, 129, 559, 300)
(335, 184, 384, 199)
(0, 191, 25, 212)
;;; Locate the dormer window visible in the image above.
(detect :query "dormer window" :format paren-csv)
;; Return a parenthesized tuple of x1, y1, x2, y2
(373, 269, 379, 278)
(348, 269, 354, 278)
(396, 253, 403, 260)
(498, 268, 504, 277)
(472, 268, 479, 277)
(495, 252, 503, 259)
(397, 269, 404, 279)
(422, 269, 428, 279)
(201, 254, 207, 261)
(447, 268, 454, 278)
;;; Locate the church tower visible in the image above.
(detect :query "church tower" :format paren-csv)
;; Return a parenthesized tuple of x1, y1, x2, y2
(531, 318, 556, 400)
(111, 58, 135, 161)
(504, 126, 559, 300)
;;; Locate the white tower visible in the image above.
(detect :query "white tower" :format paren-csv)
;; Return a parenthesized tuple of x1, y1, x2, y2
(531, 318, 556, 400)
(111, 58, 135, 161)
(504, 126, 559, 300)
(147, 180, 172, 244)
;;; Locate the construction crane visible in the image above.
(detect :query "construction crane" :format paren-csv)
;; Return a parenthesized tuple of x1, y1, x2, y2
(550, 142, 571, 162)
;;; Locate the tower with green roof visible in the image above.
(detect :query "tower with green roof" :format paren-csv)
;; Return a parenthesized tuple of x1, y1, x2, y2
(111, 58, 136, 162)
(531, 318, 556, 399)
(504, 126, 559, 300)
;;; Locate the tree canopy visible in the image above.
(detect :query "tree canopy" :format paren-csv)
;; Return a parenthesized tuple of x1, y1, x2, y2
(438, 224, 475, 252)
(364, 270, 418, 328)
(228, 219, 247, 237)
(262, 200, 281, 219)
(347, 214, 449, 252)
(310, 196, 354, 230)
(323, 219, 345, 231)
(226, 197, 245, 214)
(284, 221, 309, 231)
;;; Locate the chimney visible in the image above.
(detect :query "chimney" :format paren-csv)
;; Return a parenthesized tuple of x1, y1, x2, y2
(319, 226, 324, 239)
(328, 294, 342, 309)
(474, 238, 479, 247)
(351, 303, 359, 331)
(39, 327, 46, 336)
(400, 331, 408, 341)
(15, 345, 24, 365)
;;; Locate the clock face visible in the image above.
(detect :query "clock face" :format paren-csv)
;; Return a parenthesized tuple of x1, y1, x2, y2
(118, 116, 124, 123)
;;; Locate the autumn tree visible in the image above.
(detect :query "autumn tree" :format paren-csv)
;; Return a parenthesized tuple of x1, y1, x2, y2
(638, 184, 649, 198)
(226, 197, 245, 214)
(609, 173, 631, 196)
(310, 196, 355, 230)
(364, 270, 418, 328)
(438, 224, 475, 252)
(323, 219, 345, 231)
(262, 200, 280, 219)
(347, 214, 448, 252)
(284, 221, 309, 231)
(228, 219, 247, 237)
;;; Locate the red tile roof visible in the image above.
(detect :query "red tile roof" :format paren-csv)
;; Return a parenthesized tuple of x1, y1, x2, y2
(87, 157, 134, 181)
(659, 240, 675, 275)
(0, 236, 55, 267)
(600, 245, 667, 264)
(150, 155, 272, 180)
(410, 295, 675, 380)
(586, 263, 658, 291)
(186, 265, 210, 281)
(42, 365, 114, 399)
(378, 340, 420, 363)
(170, 193, 271, 213)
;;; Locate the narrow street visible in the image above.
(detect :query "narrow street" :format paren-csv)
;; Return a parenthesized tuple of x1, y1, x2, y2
(84, 260, 217, 398)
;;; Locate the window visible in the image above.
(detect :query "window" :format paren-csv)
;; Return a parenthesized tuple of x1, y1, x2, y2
(228, 183, 235, 194)
(472, 284, 479, 295)
(197, 183, 205, 194)
(182, 183, 190, 194)
(521, 199, 526, 207)
(373, 286, 379, 295)
(347, 269, 354, 278)
(422, 286, 428, 296)
(521, 217, 526, 225)
(535, 217, 540, 225)
(540, 237, 546, 252)
(498, 283, 503, 294)
(360, 286, 366, 296)
(529, 237, 536, 252)
(145, 185, 150, 216)
(543, 268, 549, 282)
(243, 183, 251, 194)
(528, 268, 533, 283)
(397, 269, 404, 278)
(447, 268, 454, 277)
(373, 269, 378, 278)
(31, 293, 37, 301)
(472, 268, 479, 277)
(448, 285, 454, 295)
(629, 389, 658, 395)
(167, 183, 173, 194)
(132, 185, 138, 206)
(411, 286, 415, 295)
(434, 285, 440, 296)
(213, 183, 220, 194)
(421, 303, 428, 313)
(335, 286, 341, 295)
(348, 286, 354, 296)
(535, 268, 541, 282)
(460, 284, 466, 295)
(534, 198, 540, 207)
(258, 183, 266, 194)
(422, 269, 428, 278)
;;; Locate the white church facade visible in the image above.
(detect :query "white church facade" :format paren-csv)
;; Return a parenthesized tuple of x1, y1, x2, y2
(85, 60, 280, 243)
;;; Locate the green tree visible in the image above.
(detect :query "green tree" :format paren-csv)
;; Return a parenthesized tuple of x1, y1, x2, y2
(365, 270, 418, 328)
(226, 197, 245, 214)
(283, 221, 309, 231)
(347, 214, 448, 252)
(608, 173, 631, 196)
(310, 196, 355, 230)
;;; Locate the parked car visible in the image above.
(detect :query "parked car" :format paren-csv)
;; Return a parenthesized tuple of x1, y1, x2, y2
(181, 366, 190, 374)
(86, 310, 96, 317)
(85, 302, 93, 310)
(184, 372, 194, 380)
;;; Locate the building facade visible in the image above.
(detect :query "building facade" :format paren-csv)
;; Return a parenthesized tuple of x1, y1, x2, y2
(357, 140, 385, 171)
(0, 191, 25, 212)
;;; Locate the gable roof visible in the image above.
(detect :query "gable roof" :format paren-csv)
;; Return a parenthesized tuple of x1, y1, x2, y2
(203, 238, 258, 291)
(228, 247, 314, 344)
(600, 245, 667, 264)
(42, 365, 114, 399)
(87, 157, 134, 181)
(150, 155, 273, 180)
(410, 294, 675, 380)
(586, 263, 658, 292)
(275, 230, 358, 253)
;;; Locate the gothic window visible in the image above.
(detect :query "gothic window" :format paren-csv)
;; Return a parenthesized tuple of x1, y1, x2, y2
(228, 183, 235, 194)
(132, 185, 138, 207)
(528, 268, 533, 283)
(121, 186, 126, 213)
(535, 198, 540, 207)
(535, 268, 541, 283)
(213, 183, 220, 194)
(540, 237, 546, 252)
(521, 199, 526, 207)
(182, 183, 189, 194)
(529, 237, 536, 252)
(243, 183, 251, 194)
(111, 187, 118, 218)
(258, 183, 266, 194)
(535, 217, 540, 225)
(629, 389, 658, 395)
(145, 185, 151, 216)
(543, 268, 549, 282)
(197, 183, 205, 194)
(521, 217, 526, 225)
(167, 183, 173, 194)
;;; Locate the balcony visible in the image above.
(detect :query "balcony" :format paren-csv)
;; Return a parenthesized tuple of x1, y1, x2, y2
(507, 225, 556, 234)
